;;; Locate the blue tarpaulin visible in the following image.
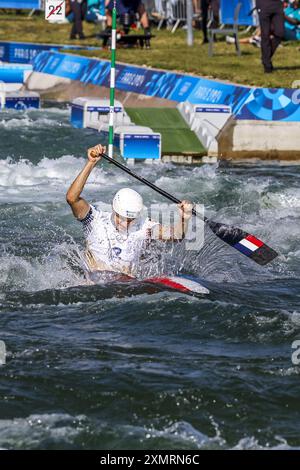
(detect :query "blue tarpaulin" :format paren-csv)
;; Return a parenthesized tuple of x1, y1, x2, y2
(220, 0, 258, 27)
(0, 1, 41, 8)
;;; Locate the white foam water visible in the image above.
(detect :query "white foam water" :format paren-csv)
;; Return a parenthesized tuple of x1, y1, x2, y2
(0, 413, 298, 450)
(1, 107, 300, 450)
(0, 156, 127, 203)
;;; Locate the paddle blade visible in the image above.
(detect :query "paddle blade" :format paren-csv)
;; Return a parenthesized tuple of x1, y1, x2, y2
(206, 221, 278, 266)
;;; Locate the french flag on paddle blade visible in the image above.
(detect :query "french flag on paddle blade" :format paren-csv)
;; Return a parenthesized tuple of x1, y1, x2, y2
(234, 234, 264, 257)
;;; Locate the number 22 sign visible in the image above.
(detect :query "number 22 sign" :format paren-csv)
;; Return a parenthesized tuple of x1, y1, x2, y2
(45, 0, 66, 21)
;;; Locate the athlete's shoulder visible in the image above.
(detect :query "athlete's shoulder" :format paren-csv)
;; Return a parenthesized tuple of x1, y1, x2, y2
(79, 204, 107, 228)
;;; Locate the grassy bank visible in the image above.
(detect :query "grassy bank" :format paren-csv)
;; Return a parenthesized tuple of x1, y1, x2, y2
(0, 12, 299, 88)
(126, 108, 206, 155)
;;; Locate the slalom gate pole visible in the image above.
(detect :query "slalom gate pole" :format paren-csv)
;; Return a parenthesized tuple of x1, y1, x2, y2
(108, 1, 117, 159)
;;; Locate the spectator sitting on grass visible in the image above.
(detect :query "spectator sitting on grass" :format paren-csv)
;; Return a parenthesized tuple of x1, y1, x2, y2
(284, 0, 300, 40)
(226, 1, 300, 51)
(85, 0, 106, 22)
(226, 28, 261, 48)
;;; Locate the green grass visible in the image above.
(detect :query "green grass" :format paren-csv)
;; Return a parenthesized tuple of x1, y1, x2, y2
(126, 108, 206, 155)
(0, 12, 299, 87)
(126, 107, 189, 129)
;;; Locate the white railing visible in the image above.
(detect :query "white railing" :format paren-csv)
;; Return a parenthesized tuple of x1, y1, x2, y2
(145, 0, 188, 32)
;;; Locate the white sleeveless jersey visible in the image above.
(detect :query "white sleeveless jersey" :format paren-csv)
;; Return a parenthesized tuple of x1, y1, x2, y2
(80, 205, 159, 271)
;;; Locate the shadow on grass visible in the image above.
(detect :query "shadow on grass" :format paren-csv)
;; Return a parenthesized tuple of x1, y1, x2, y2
(206, 51, 253, 57)
(274, 65, 300, 71)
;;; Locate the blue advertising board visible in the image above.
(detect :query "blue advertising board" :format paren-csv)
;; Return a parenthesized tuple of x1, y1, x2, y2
(123, 134, 161, 160)
(70, 103, 85, 129)
(0, 1, 41, 8)
(95, 128, 161, 160)
(0, 41, 102, 64)
(32, 51, 300, 122)
(0, 42, 56, 64)
(186, 78, 250, 114)
(32, 51, 202, 101)
(0, 63, 32, 82)
(236, 88, 300, 122)
(5, 94, 40, 110)
(195, 107, 231, 113)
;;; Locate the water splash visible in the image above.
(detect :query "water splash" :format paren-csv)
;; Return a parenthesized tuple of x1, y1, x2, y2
(0, 237, 86, 293)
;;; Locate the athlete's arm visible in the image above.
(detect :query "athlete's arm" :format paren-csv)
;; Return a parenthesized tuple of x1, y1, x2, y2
(152, 200, 193, 241)
(66, 144, 106, 220)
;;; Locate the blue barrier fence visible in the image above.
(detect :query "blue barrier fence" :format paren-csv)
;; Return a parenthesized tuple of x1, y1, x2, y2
(31, 51, 300, 122)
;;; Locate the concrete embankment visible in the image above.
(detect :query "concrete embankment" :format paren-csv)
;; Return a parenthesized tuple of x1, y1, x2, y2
(218, 119, 300, 161)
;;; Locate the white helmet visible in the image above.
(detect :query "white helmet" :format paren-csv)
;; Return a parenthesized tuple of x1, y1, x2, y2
(112, 188, 144, 219)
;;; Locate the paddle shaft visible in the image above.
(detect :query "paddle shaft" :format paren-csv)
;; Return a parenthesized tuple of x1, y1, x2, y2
(102, 153, 203, 220)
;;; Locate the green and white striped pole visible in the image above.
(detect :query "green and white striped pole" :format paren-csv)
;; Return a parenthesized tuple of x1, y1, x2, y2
(108, 1, 117, 159)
